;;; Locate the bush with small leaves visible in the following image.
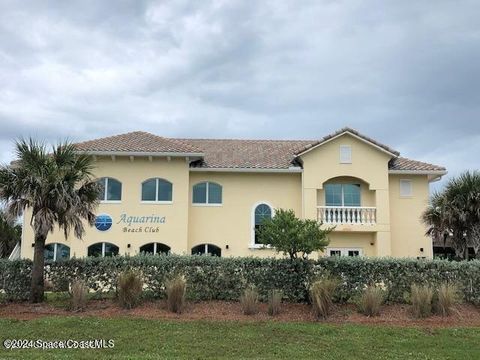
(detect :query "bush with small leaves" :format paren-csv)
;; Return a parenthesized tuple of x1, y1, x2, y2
(166, 275, 186, 313)
(69, 280, 89, 311)
(117, 270, 143, 309)
(357, 285, 384, 317)
(240, 286, 259, 315)
(434, 283, 460, 316)
(267, 289, 283, 316)
(310, 277, 339, 319)
(410, 284, 434, 318)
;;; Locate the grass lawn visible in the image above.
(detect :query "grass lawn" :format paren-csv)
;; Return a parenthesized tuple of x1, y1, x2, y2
(0, 317, 479, 359)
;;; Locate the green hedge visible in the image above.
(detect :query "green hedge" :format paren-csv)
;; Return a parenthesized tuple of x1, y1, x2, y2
(1, 256, 479, 304)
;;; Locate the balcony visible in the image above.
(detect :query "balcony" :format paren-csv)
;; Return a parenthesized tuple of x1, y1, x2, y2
(317, 206, 376, 225)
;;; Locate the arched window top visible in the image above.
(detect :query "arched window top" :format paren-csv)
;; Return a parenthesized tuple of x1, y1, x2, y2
(97, 177, 122, 202)
(142, 178, 173, 202)
(193, 181, 222, 205)
(44, 243, 70, 261)
(255, 203, 272, 226)
(191, 243, 221, 257)
(252, 202, 274, 246)
(87, 242, 119, 257)
(140, 242, 171, 255)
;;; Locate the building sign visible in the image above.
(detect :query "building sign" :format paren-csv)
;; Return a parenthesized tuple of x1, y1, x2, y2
(95, 214, 113, 232)
(117, 213, 166, 233)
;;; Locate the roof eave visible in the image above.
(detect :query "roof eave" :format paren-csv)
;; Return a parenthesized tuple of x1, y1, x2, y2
(189, 167, 303, 173)
(76, 150, 205, 158)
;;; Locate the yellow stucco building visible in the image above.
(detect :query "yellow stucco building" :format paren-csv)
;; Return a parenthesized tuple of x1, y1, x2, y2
(20, 127, 446, 260)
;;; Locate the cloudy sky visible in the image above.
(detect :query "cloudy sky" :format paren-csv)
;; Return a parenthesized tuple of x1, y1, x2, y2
(1, 0, 479, 189)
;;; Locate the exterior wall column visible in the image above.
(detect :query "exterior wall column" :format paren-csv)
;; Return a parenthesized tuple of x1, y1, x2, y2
(303, 188, 318, 220)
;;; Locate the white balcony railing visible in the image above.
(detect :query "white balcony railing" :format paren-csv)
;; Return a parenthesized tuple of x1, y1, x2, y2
(317, 206, 376, 225)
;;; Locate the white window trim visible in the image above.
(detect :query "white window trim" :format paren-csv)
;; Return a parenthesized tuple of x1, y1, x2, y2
(339, 145, 352, 164)
(399, 179, 413, 198)
(99, 177, 122, 203)
(249, 201, 275, 249)
(141, 178, 174, 203)
(192, 181, 223, 206)
(325, 183, 361, 207)
(327, 247, 363, 257)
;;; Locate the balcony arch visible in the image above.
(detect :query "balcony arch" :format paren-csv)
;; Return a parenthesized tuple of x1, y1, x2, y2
(317, 176, 376, 225)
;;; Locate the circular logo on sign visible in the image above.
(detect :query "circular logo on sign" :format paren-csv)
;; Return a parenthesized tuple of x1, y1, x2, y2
(95, 214, 113, 231)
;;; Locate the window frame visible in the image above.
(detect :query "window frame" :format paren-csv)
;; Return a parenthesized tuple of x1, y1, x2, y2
(141, 178, 173, 204)
(191, 243, 222, 257)
(139, 242, 171, 255)
(250, 202, 274, 249)
(98, 177, 122, 203)
(327, 247, 363, 257)
(192, 181, 223, 206)
(87, 242, 119, 258)
(324, 183, 361, 207)
(339, 145, 352, 164)
(399, 179, 413, 198)
(44, 243, 70, 261)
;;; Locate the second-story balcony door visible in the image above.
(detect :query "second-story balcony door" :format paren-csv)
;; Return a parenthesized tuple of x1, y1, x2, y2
(319, 183, 376, 225)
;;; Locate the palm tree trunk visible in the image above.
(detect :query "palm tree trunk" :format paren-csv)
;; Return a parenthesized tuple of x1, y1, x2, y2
(30, 232, 46, 303)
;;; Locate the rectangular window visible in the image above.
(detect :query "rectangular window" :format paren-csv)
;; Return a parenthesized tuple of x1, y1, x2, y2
(325, 184, 361, 206)
(400, 179, 413, 197)
(328, 248, 362, 257)
(340, 145, 352, 163)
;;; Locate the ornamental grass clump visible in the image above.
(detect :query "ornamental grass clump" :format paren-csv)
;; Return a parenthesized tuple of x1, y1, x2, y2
(240, 286, 259, 315)
(434, 283, 460, 317)
(117, 270, 143, 309)
(166, 275, 186, 314)
(267, 289, 283, 316)
(310, 277, 339, 319)
(69, 279, 89, 311)
(357, 285, 384, 317)
(410, 284, 434, 318)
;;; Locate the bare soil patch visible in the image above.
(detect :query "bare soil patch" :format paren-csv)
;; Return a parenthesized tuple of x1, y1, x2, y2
(0, 300, 479, 328)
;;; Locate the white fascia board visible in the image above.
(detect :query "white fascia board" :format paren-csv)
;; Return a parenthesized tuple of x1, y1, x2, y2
(296, 131, 398, 158)
(189, 167, 303, 173)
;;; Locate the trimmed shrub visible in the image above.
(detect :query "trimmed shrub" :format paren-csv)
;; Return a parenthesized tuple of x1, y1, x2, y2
(434, 283, 459, 316)
(357, 286, 384, 317)
(117, 270, 143, 309)
(240, 286, 259, 315)
(1, 256, 480, 305)
(267, 289, 283, 316)
(410, 284, 434, 318)
(69, 280, 88, 311)
(310, 277, 339, 319)
(166, 275, 186, 314)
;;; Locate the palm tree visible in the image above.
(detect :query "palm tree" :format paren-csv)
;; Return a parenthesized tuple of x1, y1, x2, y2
(0, 210, 21, 258)
(422, 171, 480, 260)
(0, 139, 99, 302)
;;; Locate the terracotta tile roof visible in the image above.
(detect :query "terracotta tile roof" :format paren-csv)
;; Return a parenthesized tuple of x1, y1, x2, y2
(75, 131, 202, 154)
(388, 157, 446, 172)
(183, 139, 313, 169)
(296, 127, 400, 157)
(74, 129, 445, 172)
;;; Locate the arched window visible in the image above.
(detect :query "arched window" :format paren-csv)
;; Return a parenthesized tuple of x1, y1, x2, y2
(140, 242, 171, 255)
(97, 177, 122, 201)
(87, 242, 119, 257)
(141, 178, 173, 202)
(252, 203, 273, 245)
(192, 182, 222, 205)
(191, 244, 221, 257)
(44, 243, 70, 261)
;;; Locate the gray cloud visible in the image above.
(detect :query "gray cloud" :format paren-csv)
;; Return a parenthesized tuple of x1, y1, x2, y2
(1, 0, 479, 190)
